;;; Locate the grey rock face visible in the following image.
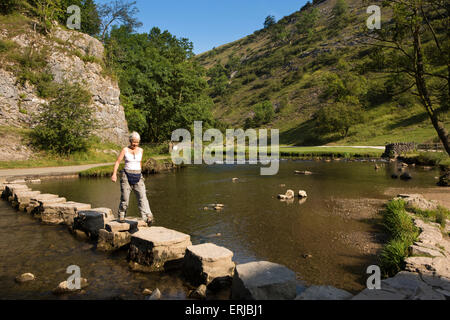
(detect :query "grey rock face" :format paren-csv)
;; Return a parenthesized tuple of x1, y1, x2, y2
(0, 25, 129, 147)
(231, 261, 297, 300)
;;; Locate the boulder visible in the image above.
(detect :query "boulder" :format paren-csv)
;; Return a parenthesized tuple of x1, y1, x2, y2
(97, 229, 132, 252)
(400, 172, 412, 180)
(40, 201, 91, 225)
(128, 227, 192, 272)
(278, 190, 295, 201)
(437, 171, 449, 187)
(231, 261, 297, 300)
(397, 194, 438, 211)
(182, 243, 235, 286)
(21, 194, 59, 212)
(53, 278, 88, 294)
(298, 190, 308, 198)
(145, 288, 161, 300)
(296, 285, 353, 300)
(189, 284, 207, 300)
(15, 273, 35, 283)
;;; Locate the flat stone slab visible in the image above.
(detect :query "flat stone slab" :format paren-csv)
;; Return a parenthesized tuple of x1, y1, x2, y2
(296, 285, 353, 300)
(231, 261, 297, 300)
(128, 227, 192, 272)
(106, 220, 139, 233)
(352, 271, 446, 300)
(41, 201, 91, 225)
(410, 245, 444, 258)
(182, 243, 235, 286)
(97, 229, 132, 252)
(2, 184, 29, 199)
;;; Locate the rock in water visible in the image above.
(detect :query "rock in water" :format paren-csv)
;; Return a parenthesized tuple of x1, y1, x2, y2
(189, 285, 207, 300)
(400, 172, 412, 180)
(146, 288, 161, 300)
(437, 171, 449, 187)
(53, 278, 88, 294)
(15, 273, 35, 283)
(298, 190, 308, 198)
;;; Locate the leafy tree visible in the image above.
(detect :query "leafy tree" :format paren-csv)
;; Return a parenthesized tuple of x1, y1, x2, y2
(0, 0, 28, 14)
(98, 0, 142, 40)
(248, 100, 275, 127)
(207, 64, 229, 97)
(60, 0, 101, 36)
(316, 102, 363, 137)
(365, 0, 450, 155)
(105, 26, 214, 142)
(31, 82, 96, 154)
(264, 15, 276, 28)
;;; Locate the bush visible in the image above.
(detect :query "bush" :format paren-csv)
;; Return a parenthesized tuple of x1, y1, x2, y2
(31, 82, 96, 155)
(316, 102, 363, 137)
(379, 199, 419, 277)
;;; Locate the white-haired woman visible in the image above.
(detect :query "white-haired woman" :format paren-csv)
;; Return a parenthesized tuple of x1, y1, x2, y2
(111, 132, 153, 225)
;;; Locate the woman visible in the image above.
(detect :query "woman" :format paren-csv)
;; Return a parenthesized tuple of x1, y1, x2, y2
(111, 132, 153, 225)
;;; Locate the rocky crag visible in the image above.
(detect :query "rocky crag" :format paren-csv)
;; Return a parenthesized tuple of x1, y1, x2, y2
(0, 20, 129, 149)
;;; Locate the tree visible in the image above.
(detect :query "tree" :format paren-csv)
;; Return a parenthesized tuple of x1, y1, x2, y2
(296, 7, 319, 36)
(316, 102, 363, 137)
(31, 82, 96, 154)
(60, 0, 101, 36)
(264, 15, 276, 28)
(98, 0, 142, 40)
(105, 26, 214, 143)
(29, 0, 63, 34)
(365, 0, 450, 155)
(207, 64, 229, 97)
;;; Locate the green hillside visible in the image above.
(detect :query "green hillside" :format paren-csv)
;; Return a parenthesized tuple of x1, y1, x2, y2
(195, 0, 449, 146)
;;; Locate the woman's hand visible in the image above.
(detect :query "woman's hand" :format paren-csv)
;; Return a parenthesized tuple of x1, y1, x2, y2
(111, 174, 117, 183)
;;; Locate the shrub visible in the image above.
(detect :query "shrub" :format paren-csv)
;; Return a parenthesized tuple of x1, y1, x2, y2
(379, 199, 419, 277)
(31, 82, 96, 155)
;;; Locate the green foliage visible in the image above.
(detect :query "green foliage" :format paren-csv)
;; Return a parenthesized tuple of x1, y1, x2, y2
(316, 102, 363, 137)
(105, 26, 214, 143)
(379, 199, 419, 277)
(264, 15, 276, 29)
(31, 82, 96, 155)
(295, 8, 319, 38)
(245, 100, 274, 128)
(331, 0, 349, 30)
(207, 63, 229, 97)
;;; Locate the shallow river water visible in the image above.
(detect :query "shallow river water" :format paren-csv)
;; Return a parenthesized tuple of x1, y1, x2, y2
(0, 160, 443, 299)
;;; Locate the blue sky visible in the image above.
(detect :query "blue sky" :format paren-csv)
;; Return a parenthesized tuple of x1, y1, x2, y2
(96, 0, 309, 54)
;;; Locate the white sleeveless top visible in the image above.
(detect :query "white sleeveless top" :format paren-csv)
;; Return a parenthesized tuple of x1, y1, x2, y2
(124, 148, 142, 171)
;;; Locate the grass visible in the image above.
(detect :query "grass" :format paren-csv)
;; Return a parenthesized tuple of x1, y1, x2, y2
(408, 206, 450, 229)
(379, 199, 419, 278)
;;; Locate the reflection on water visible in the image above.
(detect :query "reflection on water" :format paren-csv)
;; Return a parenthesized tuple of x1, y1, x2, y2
(0, 160, 442, 298)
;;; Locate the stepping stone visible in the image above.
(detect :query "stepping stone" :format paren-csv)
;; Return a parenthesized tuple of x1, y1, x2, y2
(12, 191, 41, 209)
(106, 220, 139, 233)
(128, 227, 192, 272)
(41, 201, 91, 225)
(97, 229, 132, 252)
(28, 197, 67, 216)
(296, 285, 353, 300)
(2, 184, 29, 199)
(231, 261, 297, 300)
(410, 245, 444, 258)
(73, 209, 115, 239)
(182, 243, 235, 286)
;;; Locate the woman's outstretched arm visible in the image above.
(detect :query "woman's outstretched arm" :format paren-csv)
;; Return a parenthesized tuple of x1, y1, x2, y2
(111, 148, 126, 183)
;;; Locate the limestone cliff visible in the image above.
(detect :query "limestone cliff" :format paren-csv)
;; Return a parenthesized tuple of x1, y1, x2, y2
(0, 22, 129, 147)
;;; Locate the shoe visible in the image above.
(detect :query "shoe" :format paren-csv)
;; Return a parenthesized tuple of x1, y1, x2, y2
(146, 217, 154, 226)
